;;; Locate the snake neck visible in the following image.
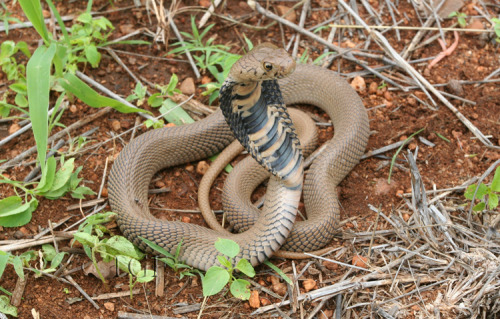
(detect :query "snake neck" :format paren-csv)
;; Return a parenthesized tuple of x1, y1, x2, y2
(220, 78, 304, 189)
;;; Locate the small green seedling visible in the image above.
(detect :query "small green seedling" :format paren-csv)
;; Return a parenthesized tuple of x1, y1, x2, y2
(115, 255, 155, 299)
(492, 18, 500, 43)
(126, 82, 148, 106)
(377, 81, 388, 90)
(465, 166, 500, 211)
(72, 212, 148, 288)
(0, 2, 22, 35)
(202, 238, 255, 300)
(140, 237, 197, 279)
(448, 11, 468, 28)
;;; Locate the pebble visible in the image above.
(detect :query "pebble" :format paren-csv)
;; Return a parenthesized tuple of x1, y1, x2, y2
(196, 161, 210, 175)
(302, 279, 316, 292)
(323, 260, 338, 270)
(8, 123, 20, 134)
(181, 216, 191, 223)
(350, 76, 366, 93)
(104, 302, 115, 311)
(383, 91, 393, 101)
(199, 0, 211, 8)
(249, 290, 260, 308)
(13, 230, 25, 239)
(407, 97, 417, 106)
(320, 310, 334, 319)
(201, 76, 212, 85)
(374, 178, 397, 196)
(70, 105, 78, 113)
(180, 77, 195, 95)
(403, 213, 411, 222)
(352, 255, 369, 269)
(396, 189, 404, 197)
(276, 5, 296, 23)
(465, 19, 483, 34)
(260, 298, 271, 306)
(185, 164, 194, 172)
(368, 82, 378, 94)
(111, 120, 121, 131)
(272, 282, 287, 295)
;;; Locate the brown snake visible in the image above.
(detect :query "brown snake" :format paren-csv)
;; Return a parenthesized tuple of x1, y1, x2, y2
(108, 44, 369, 270)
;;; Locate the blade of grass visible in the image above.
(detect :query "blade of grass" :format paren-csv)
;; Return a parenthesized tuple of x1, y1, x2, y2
(59, 73, 151, 114)
(27, 43, 57, 172)
(18, 0, 50, 44)
(388, 128, 425, 183)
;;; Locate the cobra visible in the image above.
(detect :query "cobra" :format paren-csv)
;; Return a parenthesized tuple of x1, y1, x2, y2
(108, 43, 369, 271)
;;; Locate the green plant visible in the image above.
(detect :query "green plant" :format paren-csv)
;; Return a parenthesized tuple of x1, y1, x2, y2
(0, 2, 22, 35)
(0, 0, 151, 227)
(126, 82, 147, 106)
(141, 237, 197, 279)
(0, 156, 95, 227)
(168, 16, 242, 104)
(0, 40, 31, 113)
(465, 166, 500, 211)
(72, 212, 154, 299)
(201, 238, 255, 300)
(492, 18, 500, 43)
(377, 81, 388, 90)
(0, 249, 37, 317)
(448, 11, 468, 28)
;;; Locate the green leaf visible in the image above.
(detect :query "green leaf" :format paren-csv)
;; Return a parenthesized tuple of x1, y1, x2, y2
(214, 238, 239, 258)
(37, 156, 57, 192)
(73, 232, 99, 248)
(45, 158, 75, 194)
(116, 255, 141, 276)
(19, 0, 50, 44)
(488, 193, 498, 210)
(77, 12, 93, 24)
(84, 44, 100, 67)
(491, 167, 500, 192)
(235, 258, 255, 277)
(230, 279, 251, 300)
(0, 197, 37, 227)
(59, 73, 151, 114)
(140, 237, 175, 259)
(472, 202, 486, 211)
(0, 295, 18, 317)
(465, 183, 489, 200)
(217, 255, 232, 269)
(12, 256, 24, 280)
(105, 236, 144, 260)
(202, 266, 230, 296)
(0, 253, 8, 280)
(136, 269, 155, 283)
(263, 260, 292, 285)
(27, 43, 57, 172)
(147, 93, 163, 107)
(50, 252, 67, 269)
(159, 98, 194, 126)
(42, 244, 57, 261)
(71, 186, 95, 199)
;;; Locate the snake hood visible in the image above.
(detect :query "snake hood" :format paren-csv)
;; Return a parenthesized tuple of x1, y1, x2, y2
(219, 43, 303, 189)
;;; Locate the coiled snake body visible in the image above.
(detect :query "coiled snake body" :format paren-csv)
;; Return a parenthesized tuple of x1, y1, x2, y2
(108, 44, 369, 270)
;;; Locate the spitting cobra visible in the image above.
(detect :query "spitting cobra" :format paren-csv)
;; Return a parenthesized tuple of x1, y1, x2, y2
(108, 43, 369, 271)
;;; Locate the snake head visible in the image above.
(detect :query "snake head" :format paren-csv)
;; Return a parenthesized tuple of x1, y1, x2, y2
(228, 43, 296, 83)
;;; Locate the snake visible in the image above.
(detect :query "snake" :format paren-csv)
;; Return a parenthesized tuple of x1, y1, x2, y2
(108, 43, 369, 271)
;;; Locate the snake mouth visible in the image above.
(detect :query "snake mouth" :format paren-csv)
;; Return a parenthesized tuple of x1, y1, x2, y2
(220, 78, 303, 189)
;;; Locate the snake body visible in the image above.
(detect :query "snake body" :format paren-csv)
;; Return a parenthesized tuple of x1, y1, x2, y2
(108, 44, 369, 270)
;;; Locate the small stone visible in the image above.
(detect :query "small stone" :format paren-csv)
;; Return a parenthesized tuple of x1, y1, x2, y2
(465, 19, 483, 35)
(249, 290, 260, 308)
(368, 82, 378, 94)
(70, 105, 78, 113)
(199, 0, 211, 8)
(260, 298, 271, 306)
(399, 135, 408, 141)
(13, 230, 25, 239)
(19, 227, 30, 236)
(120, 120, 131, 129)
(302, 279, 316, 292)
(396, 189, 404, 197)
(185, 164, 194, 172)
(407, 97, 417, 106)
(408, 142, 417, 150)
(8, 123, 20, 134)
(352, 255, 369, 269)
(374, 178, 397, 196)
(343, 39, 356, 48)
(181, 216, 191, 223)
(155, 181, 165, 188)
(201, 76, 212, 85)
(350, 76, 366, 93)
(272, 282, 287, 295)
(323, 260, 338, 271)
(111, 120, 121, 131)
(104, 302, 115, 311)
(196, 161, 210, 175)
(180, 77, 195, 95)
(276, 5, 296, 23)
(383, 91, 393, 101)
(165, 123, 176, 128)
(269, 276, 280, 286)
(403, 213, 410, 222)
(448, 79, 464, 96)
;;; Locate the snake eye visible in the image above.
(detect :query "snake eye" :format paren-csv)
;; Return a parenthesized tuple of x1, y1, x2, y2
(263, 62, 273, 71)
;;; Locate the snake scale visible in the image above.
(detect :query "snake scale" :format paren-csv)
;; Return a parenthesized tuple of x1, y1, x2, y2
(108, 43, 369, 271)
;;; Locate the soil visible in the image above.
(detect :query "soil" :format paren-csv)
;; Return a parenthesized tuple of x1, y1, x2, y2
(0, 0, 499, 319)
